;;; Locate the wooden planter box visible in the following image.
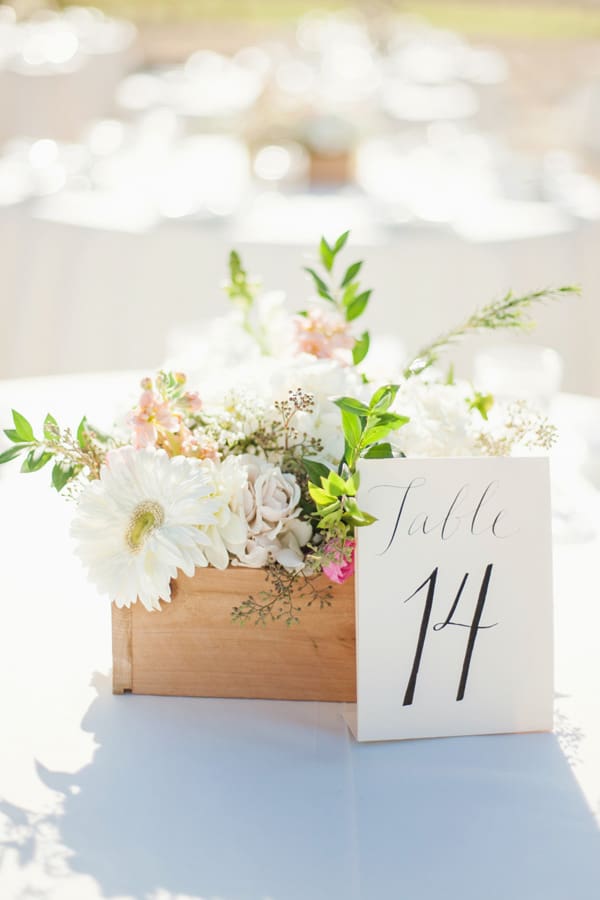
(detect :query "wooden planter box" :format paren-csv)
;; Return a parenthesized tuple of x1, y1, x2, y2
(112, 568, 356, 702)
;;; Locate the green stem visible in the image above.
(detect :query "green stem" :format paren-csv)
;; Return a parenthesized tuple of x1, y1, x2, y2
(403, 285, 580, 379)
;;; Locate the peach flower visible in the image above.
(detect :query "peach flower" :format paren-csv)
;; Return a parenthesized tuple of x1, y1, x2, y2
(294, 308, 354, 361)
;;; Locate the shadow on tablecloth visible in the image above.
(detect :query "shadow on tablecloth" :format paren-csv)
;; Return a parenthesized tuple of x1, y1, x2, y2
(4, 671, 600, 900)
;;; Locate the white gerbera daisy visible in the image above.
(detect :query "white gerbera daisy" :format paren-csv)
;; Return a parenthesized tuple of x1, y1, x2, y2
(71, 446, 220, 611)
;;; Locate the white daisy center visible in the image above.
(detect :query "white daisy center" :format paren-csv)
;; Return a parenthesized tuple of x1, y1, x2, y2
(126, 500, 165, 552)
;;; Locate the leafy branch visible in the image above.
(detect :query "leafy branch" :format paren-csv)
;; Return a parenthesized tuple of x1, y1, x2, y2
(0, 409, 112, 492)
(302, 383, 409, 539)
(404, 285, 580, 378)
(304, 231, 371, 366)
(223, 250, 272, 353)
(224, 250, 259, 311)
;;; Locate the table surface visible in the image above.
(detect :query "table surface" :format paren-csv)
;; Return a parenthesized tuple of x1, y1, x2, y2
(1, 372, 600, 900)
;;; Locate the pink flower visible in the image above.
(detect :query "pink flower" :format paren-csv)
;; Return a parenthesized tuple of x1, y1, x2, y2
(322, 539, 355, 584)
(294, 308, 354, 361)
(178, 424, 219, 460)
(183, 391, 203, 414)
(128, 389, 180, 449)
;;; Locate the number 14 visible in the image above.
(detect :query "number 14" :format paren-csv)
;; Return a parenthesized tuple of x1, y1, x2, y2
(403, 564, 496, 706)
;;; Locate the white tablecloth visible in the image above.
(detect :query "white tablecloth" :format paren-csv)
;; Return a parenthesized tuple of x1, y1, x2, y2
(0, 373, 599, 899)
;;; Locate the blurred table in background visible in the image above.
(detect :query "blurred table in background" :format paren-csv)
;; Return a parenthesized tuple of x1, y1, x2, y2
(0, 6, 137, 143)
(0, 197, 598, 395)
(0, 7, 599, 395)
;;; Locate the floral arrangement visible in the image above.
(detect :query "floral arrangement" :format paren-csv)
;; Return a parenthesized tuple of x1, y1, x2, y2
(0, 234, 576, 623)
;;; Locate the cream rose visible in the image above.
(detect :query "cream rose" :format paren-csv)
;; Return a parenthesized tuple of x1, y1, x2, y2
(233, 455, 312, 569)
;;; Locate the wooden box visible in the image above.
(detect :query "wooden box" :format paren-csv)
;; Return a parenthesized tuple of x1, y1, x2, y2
(112, 568, 356, 702)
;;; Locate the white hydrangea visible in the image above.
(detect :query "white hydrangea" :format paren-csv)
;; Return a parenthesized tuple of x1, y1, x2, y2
(391, 378, 484, 458)
(267, 355, 369, 465)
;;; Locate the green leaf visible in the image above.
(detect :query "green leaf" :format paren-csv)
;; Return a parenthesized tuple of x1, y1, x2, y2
(77, 416, 90, 450)
(363, 442, 394, 459)
(308, 483, 335, 506)
(344, 498, 377, 526)
(467, 391, 495, 421)
(346, 290, 371, 322)
(346, 471, 360, 495)
(325, 471, 348, 497)
(43, 413, 59, 442)
(341, 261, 362, 288)
(333, 230, 350, 254)
(333, 396, 369, 416)
(21, 448, 53, 473)
(52, 462, 75, 492)
(229, 249, 242, 279)
(318, 499, 341, 517)
(0, 444, 28, 464)
(302, 458, 331, 486)
(369, 384, 400, 413)
(361, 415, 409, 446)
(304, 267, 334, 302)
(445, 363, 455, 386)
(86, 422, 111, 445)
(352, 332, 370, 366)
(11, 410, 34, 443)
(320, 237, 334, 272)
(341, 408, 362, 450)
(317, 510, 343, 529)
(342, 281, 358, 308)
(377, 412, 410, 429)
(3, 429, 22, 443)
(361, 425, 394, 445)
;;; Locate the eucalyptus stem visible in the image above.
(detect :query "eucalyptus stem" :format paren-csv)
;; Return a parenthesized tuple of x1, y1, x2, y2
(403, 285, 580, 378)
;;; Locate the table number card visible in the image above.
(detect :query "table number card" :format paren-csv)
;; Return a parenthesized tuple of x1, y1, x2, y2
(349, 457, 554, 743)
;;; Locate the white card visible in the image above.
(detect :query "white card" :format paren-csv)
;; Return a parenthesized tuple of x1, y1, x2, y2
(349, 457, 554, 742)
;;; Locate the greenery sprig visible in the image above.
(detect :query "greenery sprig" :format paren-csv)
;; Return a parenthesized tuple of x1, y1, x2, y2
(304, 231, 371, 366)
(223, 250, 270, 353)
(404, 285, 580, 378)
(302, 383, 409, 540)
(0, 409, 111, 492)
(225, 250, 259, 311)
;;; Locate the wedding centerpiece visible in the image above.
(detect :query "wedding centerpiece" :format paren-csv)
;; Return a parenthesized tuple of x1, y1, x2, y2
(0, 234, 576, 700)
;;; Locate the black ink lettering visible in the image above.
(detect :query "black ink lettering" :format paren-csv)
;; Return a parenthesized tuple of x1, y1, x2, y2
(441, 485, 469, 540)
(471, 482, 499, 535)
(432, 572, 469, 631)
(456, 563, 494, 701)
(377, 478, 426, 554)
(403, 568, 437, 706)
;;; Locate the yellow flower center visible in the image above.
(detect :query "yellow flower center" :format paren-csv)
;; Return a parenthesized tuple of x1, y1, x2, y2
(126, 501, 165, 552)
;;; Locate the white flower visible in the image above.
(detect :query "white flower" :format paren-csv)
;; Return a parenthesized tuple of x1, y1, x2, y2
(391, 378, 483, 457)
(233, 455, 312, 570)
(165, 291, 294, 382)
(267, 356, 368, 465)
(71, 446, 220, 611)
(167, 323, 368, 467)
(198, 455, 249, 569)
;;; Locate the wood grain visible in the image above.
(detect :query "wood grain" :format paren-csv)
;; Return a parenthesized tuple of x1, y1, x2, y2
(111, 603, 133, 694)
(112, 568, 356, 701)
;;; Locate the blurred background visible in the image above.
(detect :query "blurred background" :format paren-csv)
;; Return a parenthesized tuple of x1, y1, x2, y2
(0, 0, 599, 396)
